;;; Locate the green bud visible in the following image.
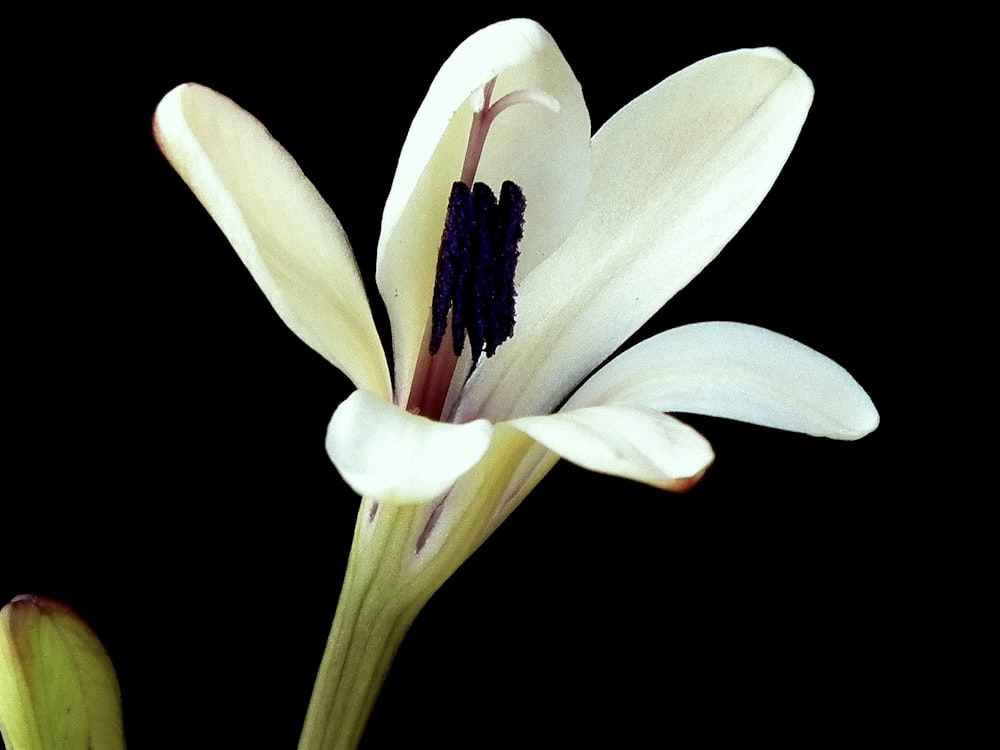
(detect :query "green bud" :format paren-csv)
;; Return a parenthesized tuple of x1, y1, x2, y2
(0, 595, 125, 750)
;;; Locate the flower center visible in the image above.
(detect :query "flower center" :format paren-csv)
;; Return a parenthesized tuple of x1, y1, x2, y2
(430, 78, 559, 367)
(408, 78, 557, 421)
(429, 77, 557, 363)
(430, 179, 525, 361)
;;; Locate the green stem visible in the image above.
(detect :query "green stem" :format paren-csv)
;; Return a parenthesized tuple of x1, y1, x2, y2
(297, 504, 430, 750)
(297, 428, 544, 749)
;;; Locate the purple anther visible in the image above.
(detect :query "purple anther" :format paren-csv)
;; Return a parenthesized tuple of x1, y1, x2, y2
(488, 180, 525, 354)
(467, 182, 499, 360)
(430, 180, 525, 361)
(430, 182, 473, 355)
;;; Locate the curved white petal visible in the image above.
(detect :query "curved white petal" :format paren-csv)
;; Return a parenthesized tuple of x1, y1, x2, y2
(459, 48, 813, 422)
(566, 322, 879, 440)
(154, 84, 392, 398)
(326, 390, 493, 504)
(507, 406, 714, 492)
(376, 19, 591, 405)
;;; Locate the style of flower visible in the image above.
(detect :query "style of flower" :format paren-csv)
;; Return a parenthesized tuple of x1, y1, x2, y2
(154, 19, 877, 749)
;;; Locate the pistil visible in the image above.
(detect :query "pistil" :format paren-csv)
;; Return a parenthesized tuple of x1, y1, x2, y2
(460, 79, 559, 188)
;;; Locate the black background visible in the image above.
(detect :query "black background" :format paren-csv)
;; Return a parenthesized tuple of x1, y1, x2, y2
(5, 8, 906, 748)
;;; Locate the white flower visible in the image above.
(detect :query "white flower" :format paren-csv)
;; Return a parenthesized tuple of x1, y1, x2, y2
(154, 20, 877, 746)
(155, 21, 875, 516)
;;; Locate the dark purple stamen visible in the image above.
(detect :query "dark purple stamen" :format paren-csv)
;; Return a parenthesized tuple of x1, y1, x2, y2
(430, 183, 473, 356)
(430, 180, 525, 361)
(489, 181, 525, 355)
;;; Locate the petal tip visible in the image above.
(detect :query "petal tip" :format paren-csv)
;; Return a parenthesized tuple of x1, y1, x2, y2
(657, 464, 712, 493)
(733, 46, 814, 101)
(838, 394, 880, 440)
(152, 82, 200, 156)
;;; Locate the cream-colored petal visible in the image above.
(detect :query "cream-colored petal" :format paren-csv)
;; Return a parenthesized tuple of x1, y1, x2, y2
(507, 406, 714, 492)
(566, 322, 879, 440)
(154, 84, 391, 399)
(375, 19, 591, 405)
(458, 48, 813, 422)
(326, 390, 493, 504)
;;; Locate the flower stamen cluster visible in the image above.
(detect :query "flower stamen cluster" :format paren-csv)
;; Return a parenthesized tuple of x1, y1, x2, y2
(430, 179, 525, 361)
(417, 75, 553, 416)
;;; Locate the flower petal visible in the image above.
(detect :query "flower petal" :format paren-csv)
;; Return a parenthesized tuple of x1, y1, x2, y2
(565, 322, 879, 439)
(375, 19, 591, 404)
(154, 84, 392, 398)
(507, 406, 714, 491)
(326, 390, 493, 504)
(459, 48, 813, 422)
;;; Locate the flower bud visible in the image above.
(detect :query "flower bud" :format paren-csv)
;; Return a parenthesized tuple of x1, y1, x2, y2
(0, 595, 125, 750)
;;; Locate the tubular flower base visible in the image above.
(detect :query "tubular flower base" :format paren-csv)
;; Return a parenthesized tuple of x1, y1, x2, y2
(154, 19, 878, 750)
